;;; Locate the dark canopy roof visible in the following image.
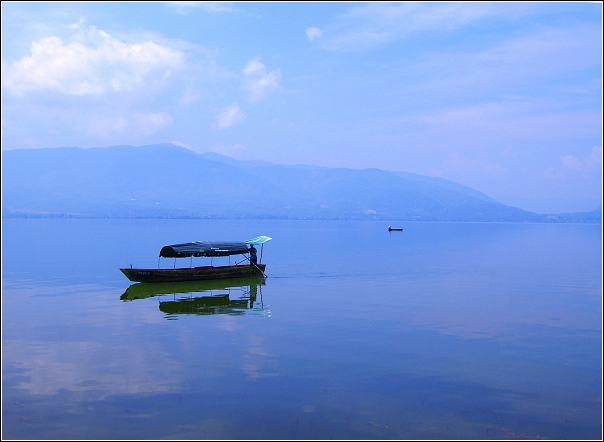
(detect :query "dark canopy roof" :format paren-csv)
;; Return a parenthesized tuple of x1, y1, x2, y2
(159, 241, 249, 258)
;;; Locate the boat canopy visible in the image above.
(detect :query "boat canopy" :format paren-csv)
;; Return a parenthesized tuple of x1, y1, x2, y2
(159, 236, 271, 258)
(245, 236, 272, 245)
(160, 241, 249, 258)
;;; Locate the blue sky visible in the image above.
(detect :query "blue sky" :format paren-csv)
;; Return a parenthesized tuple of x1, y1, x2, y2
(1, 2, 602, 213)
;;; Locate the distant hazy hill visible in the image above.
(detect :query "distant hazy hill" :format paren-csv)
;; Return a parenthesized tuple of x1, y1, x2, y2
(2, 144, 600, 222)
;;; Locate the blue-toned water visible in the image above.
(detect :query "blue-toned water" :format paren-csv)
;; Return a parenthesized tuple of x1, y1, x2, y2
(2, 219, 602, 439)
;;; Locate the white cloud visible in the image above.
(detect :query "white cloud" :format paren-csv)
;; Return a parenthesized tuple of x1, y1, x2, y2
(544, 147, 602, 180)
(320, 2, 531, 51)
(242, 58, 281, 102)
(134, 112, 174, 136)
(2, 26, 183, 96)
(305, 27, 322, 40)
(388, 24, 601, 104)
(561, 155, 582, 171)
(171, 140, 194, 150)
(168, 2, 234, 14)
(214, 103, 245, 129)
(79, 111, 173, 138)
(408, 100, 601, 142)
(562, 147, 602, 172)
(207, 142, 245, 156)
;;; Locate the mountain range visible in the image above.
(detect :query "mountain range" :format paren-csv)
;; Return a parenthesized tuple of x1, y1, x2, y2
(2, 143, 601, 222)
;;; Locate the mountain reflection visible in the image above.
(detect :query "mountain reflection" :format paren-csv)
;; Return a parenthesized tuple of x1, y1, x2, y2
(120, 276, 267, 318)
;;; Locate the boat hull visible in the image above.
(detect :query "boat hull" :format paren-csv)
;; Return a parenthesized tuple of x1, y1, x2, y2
(120, 264, 266, 283)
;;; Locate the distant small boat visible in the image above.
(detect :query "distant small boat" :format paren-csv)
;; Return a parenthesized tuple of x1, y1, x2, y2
(120, 236, 272, 283)
(388, 225, 403, 232)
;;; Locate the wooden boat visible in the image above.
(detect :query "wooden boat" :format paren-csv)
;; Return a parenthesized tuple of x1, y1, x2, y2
(120, 263, 266, 283)
(120, 236, 271, 283)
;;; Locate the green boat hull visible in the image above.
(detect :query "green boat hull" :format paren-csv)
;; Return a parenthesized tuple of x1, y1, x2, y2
(121, 275, 266, 301)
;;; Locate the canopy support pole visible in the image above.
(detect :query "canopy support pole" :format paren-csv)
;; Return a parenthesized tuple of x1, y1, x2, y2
(260, 244, 264, 264)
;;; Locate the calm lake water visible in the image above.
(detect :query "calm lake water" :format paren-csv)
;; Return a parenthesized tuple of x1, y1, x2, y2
(2, 218, 602, 440)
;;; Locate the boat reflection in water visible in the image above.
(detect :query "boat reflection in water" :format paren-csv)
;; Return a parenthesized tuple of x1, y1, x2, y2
(120, 275, 268, 319)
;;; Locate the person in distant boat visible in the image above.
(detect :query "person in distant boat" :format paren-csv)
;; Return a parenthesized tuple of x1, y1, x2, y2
(249, 245, 257, 266)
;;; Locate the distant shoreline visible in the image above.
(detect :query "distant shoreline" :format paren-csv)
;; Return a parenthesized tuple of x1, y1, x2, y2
(3, 213, 601, 223)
